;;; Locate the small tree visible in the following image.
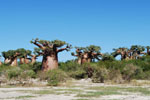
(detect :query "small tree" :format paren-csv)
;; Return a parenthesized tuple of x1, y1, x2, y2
(31, 38, 71, 71)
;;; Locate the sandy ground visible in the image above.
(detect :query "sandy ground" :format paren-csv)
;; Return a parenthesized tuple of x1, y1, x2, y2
(0, 79, 150, 100)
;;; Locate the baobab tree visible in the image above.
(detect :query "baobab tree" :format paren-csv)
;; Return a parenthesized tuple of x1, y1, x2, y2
(17, 48, 32, 64)
(71, 47, 84, 64)
(72, 45, 103, 64)
(129, 45, 145, 59)
(112, 47, 129, 60)
(31, 38, 71, 71)
(2, 50, 20, 66)
(2, 51, 11, 64)
(101, 53, 115, 61)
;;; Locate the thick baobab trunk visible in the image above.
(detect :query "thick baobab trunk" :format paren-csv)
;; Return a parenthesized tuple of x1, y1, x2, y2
(25, 58, 30, 64)
(4, 58, 11, 64)
(20, 58, 25, 64)
(42, 54, 58, 71)
(31, 55, 37, 64)
(81, 53, 89, 64)
(77, 58, 82, 64)
(11, 57, 18, 66)
(0, 61, 2, 66)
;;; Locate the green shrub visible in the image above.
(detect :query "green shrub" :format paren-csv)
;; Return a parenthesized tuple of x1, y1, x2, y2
(19, 62, 42, 72)
(47, 69, 68, 86)
(122, 64, 138, 82)
(108, 69, 123, 83)
(92, 67, 109, 83)
(97, 61, 123, 70)
(20, 70, 36, 79)
(20, 64, 32, 70)
(31, 62, 42, 72)
(140, 71, 150, 80)
(6, 67, 22, 79)
(68, 69, 87, 79)
(59, 61, 88, 79)
(37, 71, 49, 80)
(59, 61, 81, 72)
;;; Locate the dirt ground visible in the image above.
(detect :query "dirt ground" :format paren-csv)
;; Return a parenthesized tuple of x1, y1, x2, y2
(0, 79, 150, 100)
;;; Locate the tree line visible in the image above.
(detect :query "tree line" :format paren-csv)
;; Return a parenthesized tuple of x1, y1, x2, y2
(0, 38, 150, 71)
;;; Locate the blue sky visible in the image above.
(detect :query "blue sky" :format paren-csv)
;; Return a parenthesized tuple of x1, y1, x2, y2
(0, 0, 150, 62)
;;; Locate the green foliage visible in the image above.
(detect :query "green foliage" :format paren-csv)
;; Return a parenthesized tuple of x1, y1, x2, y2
(75, 45, 101, 53)
(19, 62, 42, 72)
(130, 45, 145, 52)
(0, 64, 37, 81)
(6, 67, 23, 79)
(91, 67, 109, 83)
(5, 66, 35, 80)
(32, 62, 42, 72)
(2, 50, 17, 59)
(20, 70, 36, 79)
(47, 69, 68, 86)
(33, 47, 42, 56)
(59, 59, 150, 83)
(59, 61, 81, 72)
(141, 55, 150, 62)
(51, 40, 66, 47)
(122, 64, 139, 82)
(59, 61, 87, 79)
(101, 53, 115, 61)
(68, 69, 87, 79)
(17, 48, 32, 58)
(31, 38, 70, 48)
(37, 71, 49, 80)
(86, 45, 101, 53)
(1, 50, 150, 86)
(108, 69, 123, 83)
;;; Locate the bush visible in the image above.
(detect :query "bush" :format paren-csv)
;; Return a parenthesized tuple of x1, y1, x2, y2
(140, 71, 150, 80)
(36, 71, 49, 80)
(97, 61, 123, 70)
(122, 64, 138, 82)
(59, 61, 81, 72)
(6, 67, 22, 79)
(68, 69, 87, 79)
(47, 69, 68, 86)
(19, 62, 42, 72)
(20, 64, 32, 70)
(31, 62, 42, 72)
(20, 70, 36, 79)
(92, 67, 109, 83)
(108, 69, 123, 83)
(59, 61, 88, 79)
